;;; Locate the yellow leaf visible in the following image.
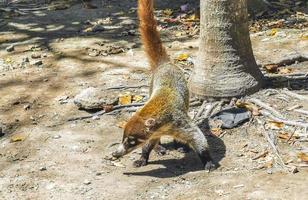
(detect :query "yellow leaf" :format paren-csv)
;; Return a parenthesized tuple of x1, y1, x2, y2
(176, 53, 189, 61)
(277, 132, 289, 140)
(10, 134, 26, 143)
(163, 9, 173, 16)
(133, 95, 143, 102)
(278, 67, 294, 74)
(297, 152, 308, 163)
(5, 58, 12, 64)
(211, 128, 223, 136)
(185, 14, 199, 22)
(300, 34, 308, 40)
(266, 121, 284, 130)
(236, 100, 260, 116)
(268, 29, 277, 36)
(118, 93, 132, 105)
(264, 64, 279, 73)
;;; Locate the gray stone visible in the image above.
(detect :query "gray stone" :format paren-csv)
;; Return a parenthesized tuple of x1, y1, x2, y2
(6, 45, 14, 52)
(74, 87, 117, 110)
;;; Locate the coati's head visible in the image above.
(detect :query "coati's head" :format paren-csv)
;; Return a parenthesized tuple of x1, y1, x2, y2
(112, 114, 156, 158)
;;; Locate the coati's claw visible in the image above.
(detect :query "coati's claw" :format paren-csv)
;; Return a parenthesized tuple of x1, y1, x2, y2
(204, 161, 215, 172)
(154, 144, 167, 156)
(133, 158, 148, 167)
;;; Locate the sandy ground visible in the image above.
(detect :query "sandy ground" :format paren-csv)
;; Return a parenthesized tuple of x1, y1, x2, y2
(0, 1, 308, 199)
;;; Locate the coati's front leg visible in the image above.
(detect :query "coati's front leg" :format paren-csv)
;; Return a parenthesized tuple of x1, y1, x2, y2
(133, 138, 159, 167)
(174, 118, 215, 171)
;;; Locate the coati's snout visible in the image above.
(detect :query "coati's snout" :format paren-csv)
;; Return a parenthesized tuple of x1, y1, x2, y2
(112, 116, 156, 158)
(112, 136, 144, 158)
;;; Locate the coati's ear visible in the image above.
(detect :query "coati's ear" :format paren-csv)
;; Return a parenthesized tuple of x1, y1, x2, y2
(144, 118, 156, 128)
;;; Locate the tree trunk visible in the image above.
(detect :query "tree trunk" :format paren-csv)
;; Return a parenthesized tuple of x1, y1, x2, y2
(189, 0, 264, 99)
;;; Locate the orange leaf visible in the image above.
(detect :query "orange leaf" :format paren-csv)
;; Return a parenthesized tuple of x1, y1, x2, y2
(297, 152, 308, 163)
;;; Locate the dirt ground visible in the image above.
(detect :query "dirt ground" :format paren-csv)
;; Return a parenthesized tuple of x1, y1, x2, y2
(0, 1, 308, 200)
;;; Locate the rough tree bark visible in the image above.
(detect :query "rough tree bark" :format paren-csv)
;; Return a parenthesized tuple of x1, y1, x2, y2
(189, 0, 264, 98)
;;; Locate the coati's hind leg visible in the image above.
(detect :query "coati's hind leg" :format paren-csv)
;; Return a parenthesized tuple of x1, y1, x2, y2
(174, 117, 215, 171)
(133, 138, 159, 167)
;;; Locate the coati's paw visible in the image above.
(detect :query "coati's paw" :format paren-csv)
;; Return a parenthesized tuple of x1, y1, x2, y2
(177, 146, 190, 153)
(154, 145, 167, 156)
(133, 158, 148, 167)
(204, 161, 215, 172)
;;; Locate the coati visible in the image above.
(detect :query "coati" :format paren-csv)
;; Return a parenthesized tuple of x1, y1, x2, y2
(112, 0, 214, 170)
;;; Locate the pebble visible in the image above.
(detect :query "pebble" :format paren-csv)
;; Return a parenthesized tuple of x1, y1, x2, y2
(52, 135, 61, 139)
(83, 179, 91, 185)
(31, 53, 42, 59)
(6, 45, 14, 52)
(39, 166, 47, 171)
(31, 60, 43, 66)
(266, 169, 273, 174)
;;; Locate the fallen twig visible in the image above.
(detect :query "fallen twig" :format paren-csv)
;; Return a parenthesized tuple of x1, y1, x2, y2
(260, 123, 289, 172)
(194, 100, 207, 120)
(252, 150, 269, 160)
(248, 98, 284, 118)
(67, 103, 144, 122)
(260, 110, 308, 129)
(281, 89, 308, 101)
(293, 109, 308, 116)
(107, 84, 148, 90)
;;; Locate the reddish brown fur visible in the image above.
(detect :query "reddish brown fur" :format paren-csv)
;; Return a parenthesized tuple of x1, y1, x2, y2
(138, 0, 169, 70)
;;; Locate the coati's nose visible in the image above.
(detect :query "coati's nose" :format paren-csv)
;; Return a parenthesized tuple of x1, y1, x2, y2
(112, 144, 126, 158)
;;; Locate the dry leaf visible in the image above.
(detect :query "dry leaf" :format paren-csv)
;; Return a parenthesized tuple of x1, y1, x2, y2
(118, 93, 132, 105)
(175, 32, 183, 37)
(103, 105, 114, 112)
(163, 9, 173, 16)
(236, 100, 260, 116)
(297, 152, 308, 163)
(10, 134, 26, 143)
(211, 128, 223, 136)
(277, 132, 289, 140)
(266, 121, 284, 130)
(278, 67, 294, 74)
(300, 34, 308, 40)
(185, 14, 199, 22)
(264, 64, 279, 73)
(268, 29, 277, 36)
(133, 95, 144, 102)
(176, 53, 189, 61)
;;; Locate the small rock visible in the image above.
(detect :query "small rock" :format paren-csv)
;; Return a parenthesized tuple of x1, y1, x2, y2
(39, 166, 47, 171)
(31, 60, 43, 66)
(23, 104, 31, 110)
(289, 166, 298, 174)
(83, 180, 91, 185)
(22, 57, 29, 63)
(52, 135, 61, 139)
(6, 45, 14, 52)
(74, 87, 117, 110)
(96, 172, 102, 176)
(92, 24, 105, 32)
(266, 169, 273, 174)
(31, 53, 42, 59)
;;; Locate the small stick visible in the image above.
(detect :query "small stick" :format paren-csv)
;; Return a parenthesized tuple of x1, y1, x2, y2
(67, 103, 144, 122)
(260, 124, 289, 172)
(281, 89, 308, 101)
(107, 84, 148, 90)
(252, 150, 269, 160)
(260, 110, 308, 129)
(194, 100, 207, 119)
(203, 101, 220, 119)
(248, 98, 284, 118)
(293, 109, 308, 116)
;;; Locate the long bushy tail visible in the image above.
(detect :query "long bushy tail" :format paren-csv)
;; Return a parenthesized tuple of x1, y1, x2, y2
(138, 0, 168, 70)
